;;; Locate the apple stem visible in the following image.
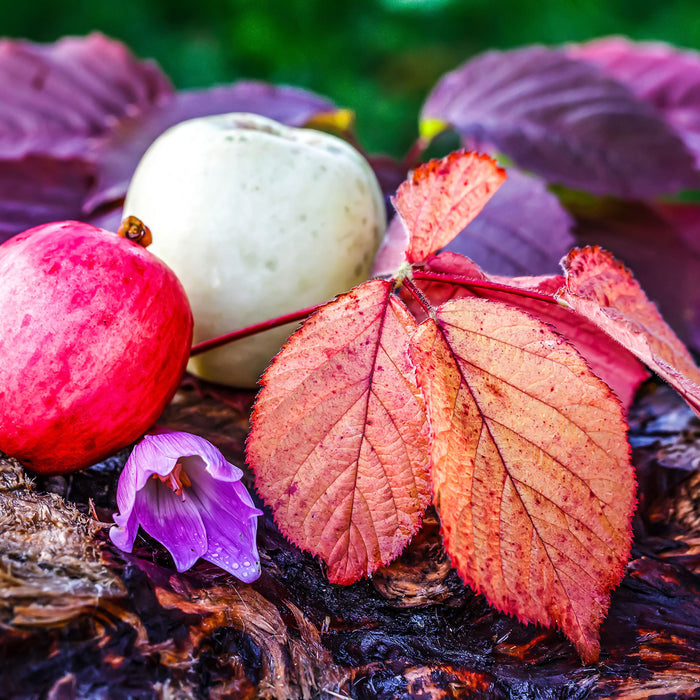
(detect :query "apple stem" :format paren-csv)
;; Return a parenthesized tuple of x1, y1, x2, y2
(189, 303, 321, 357)
(118, 216, 153, 247)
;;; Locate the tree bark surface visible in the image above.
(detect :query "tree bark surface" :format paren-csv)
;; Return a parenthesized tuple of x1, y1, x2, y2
(2, 379, 700, 699)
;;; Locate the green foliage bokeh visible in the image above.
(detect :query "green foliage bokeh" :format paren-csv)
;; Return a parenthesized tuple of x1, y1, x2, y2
(2, 0, 699, 156)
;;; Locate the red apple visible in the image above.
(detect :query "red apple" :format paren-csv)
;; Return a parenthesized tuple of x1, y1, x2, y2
(0, 220, 193, 474)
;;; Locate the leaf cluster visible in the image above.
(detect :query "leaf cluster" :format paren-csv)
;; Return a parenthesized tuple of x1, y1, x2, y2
(247, 151, 700, 662)
(4, 33, 700, 664)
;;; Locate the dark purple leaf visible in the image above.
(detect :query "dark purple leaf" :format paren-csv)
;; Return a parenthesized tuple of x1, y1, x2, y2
(569, 37, 700, 168)
(87, 207, 123, 235)
(0, 33, 172, 159)
(85, 82, 339, 213)
(0, 34, 341, 238)
(366, 153, 409, 225)
(444, 167, 574, 275)
(572, 198, 700, 354)
(422, 46, 698, 197)
(0, 156, 94, 242)
(367, 154, 408, 201)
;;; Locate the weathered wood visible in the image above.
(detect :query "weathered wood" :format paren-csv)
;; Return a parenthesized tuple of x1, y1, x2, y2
(2, 379, 700, 698)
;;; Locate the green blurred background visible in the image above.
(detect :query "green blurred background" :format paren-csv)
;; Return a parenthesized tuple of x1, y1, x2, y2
(2, 0, 699, 156)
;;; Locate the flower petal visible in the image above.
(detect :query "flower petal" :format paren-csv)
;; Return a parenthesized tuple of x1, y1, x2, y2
(110, 428, 260, 578)
(110, 450, 142, 552)
(134, 478, 208, 571)
(109, 507, 140, 553)
(147, 428, 244, 482)
(111, 429, 242, 548)
(112, 432, 180, 528)
(185, 458, 262, 582)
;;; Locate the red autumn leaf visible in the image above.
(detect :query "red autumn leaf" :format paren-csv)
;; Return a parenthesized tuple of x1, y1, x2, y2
(411, 252, 649, 409)
(409, 297, 635, 663)
(559, 247, 700, 415)
(571, 199, 700, 355)
(393, 150, 506, 265)
(247, 280, 431, 584)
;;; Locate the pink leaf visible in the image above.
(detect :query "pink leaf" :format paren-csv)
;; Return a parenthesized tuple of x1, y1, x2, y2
(393, 150, 505, 265)
(247, 280, 430, 584)
(572, 198, 700, 355)
(410, 298, 635, 662)
(412, 252, 649, 409)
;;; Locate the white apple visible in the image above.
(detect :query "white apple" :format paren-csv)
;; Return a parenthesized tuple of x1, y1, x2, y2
(123, 112, 386, 388)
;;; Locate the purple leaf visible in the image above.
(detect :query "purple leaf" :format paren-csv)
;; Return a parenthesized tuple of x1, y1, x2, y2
(85, 81, 340, 213)
(0, 156, 94, 243)
(0, 32, 172, 160)
(569, 37, 700, 169)
(366, 153, 410, 215)
(110, 429, 263, 583)
(86, 206, 123, 235)
(0, 34, 341, 238)
(422, 46, 698, 197)
(444, 167, 574, 275)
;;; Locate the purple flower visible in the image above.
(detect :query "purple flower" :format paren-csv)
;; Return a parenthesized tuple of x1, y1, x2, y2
(110, 429, 262, 582)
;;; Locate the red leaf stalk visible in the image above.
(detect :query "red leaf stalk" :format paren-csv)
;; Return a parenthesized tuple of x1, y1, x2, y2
(189, 303, 320, 357)
(400, 276, 435, 317)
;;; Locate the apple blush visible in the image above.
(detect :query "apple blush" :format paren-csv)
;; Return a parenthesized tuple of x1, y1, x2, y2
(0, 220, 193, 474)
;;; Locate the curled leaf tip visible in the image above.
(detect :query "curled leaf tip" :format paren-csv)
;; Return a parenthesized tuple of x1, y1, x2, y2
(110, 429, 262, 582)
